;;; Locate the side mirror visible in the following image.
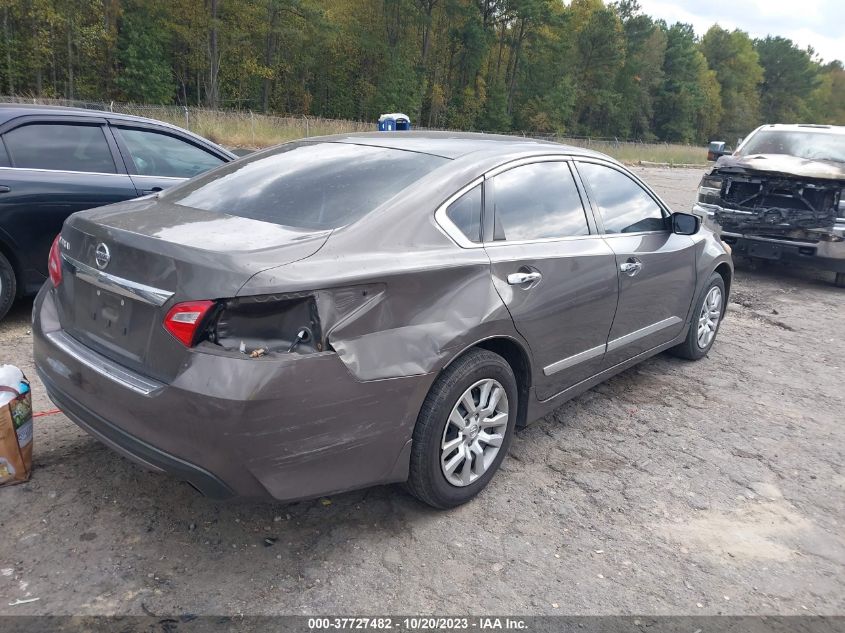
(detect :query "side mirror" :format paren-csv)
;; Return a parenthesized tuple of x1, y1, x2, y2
(707, 141, 727, 162)
(672, 212, 700, 236)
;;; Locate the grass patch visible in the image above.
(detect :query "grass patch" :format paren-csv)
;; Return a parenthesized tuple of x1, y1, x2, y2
(554, 137, 708, 166)
(114, 106, 707, 165)
(115, 105, 371, 148)
(4, 98, 706, 165)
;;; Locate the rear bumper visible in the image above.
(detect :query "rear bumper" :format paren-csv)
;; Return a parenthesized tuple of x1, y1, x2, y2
(33, 285, 432, 501)
(40, 369, 235, 499)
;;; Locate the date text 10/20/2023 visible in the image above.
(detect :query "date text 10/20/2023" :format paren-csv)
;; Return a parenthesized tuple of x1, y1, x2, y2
(307, 617, 528, 630)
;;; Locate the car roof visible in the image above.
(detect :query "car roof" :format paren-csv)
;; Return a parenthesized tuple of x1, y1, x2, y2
(324, 130, 613, 161)
(0, 103, 235, 156)
(753, 123, 845, 135)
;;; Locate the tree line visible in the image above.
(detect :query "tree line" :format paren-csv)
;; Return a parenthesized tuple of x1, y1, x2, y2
(1, 0, 843, 144)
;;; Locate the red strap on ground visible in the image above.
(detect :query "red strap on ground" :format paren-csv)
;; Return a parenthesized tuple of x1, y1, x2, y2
(33, 408, 62, 418)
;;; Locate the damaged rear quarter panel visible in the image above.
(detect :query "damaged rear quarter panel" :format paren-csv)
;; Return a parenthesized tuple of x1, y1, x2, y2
(240, 243, 520, 382)
(237, 166, 531, 384)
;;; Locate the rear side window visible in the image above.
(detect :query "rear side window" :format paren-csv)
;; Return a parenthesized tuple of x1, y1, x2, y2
(4, 123, 116, 173)
(117, 127, 224, 178)
(168, 143, 448, 230)
(489, 161, 590, 241)
(446, 185, 482, 243)
(578, 163, 665, 234)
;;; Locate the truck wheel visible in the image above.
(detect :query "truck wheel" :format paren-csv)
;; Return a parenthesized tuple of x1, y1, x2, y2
(0, 252, 17, 321)
(670, 272, 726, 361)
(835, 273, 845, 289)
(405, 348, 517, 509)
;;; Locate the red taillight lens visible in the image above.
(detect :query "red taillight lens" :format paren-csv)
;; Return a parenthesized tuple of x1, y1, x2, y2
(163, 300, 215, 347)
(48, 235, 63, 287)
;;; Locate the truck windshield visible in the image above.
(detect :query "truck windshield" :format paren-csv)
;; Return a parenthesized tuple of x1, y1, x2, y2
(739, 130, 845, 164)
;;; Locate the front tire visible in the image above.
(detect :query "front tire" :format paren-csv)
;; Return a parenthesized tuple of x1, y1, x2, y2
(670, 271, 726, 360)
(0, 252, 17, 321)
(406, 348, 517, 509)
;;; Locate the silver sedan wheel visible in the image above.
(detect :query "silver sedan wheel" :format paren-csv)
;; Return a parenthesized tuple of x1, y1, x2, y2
(440, 378, 509, 487)
(697, 286, 722, 349)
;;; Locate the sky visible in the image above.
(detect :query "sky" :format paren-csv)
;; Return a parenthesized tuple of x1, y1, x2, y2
(636, 0, 845, 64)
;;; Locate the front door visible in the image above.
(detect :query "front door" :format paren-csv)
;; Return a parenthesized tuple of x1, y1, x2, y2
(576, 161, 698, 367)
(110, 125, 226, 195)
(483, 160, 619, 400)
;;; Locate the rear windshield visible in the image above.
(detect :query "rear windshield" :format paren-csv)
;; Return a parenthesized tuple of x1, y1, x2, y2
(166, 142, 448, 229)
(739, 130, 845, 164)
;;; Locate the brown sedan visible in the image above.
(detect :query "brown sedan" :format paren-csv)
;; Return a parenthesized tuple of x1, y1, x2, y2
(33, 132, 732, 508)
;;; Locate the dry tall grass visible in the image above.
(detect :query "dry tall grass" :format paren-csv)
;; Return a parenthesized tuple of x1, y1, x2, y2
(1, 96, 708, 165)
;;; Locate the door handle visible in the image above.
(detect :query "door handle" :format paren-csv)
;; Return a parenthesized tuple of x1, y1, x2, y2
(142, 187, 163, 195)
(620, 258, 643, 276)
(0, 186, 10, 194)
(507, 271, 542, 285)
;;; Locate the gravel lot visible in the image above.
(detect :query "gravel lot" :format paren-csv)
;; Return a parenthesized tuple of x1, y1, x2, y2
(0, 167, 843, 616)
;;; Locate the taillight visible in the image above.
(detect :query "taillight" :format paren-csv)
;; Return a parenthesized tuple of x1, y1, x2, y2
(163, 300, 215, 347)
(48, 235, 63, 287)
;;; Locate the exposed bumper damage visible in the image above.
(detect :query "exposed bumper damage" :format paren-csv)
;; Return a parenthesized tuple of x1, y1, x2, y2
(696, 155, 845, 271)
(714, 175, 840, 233)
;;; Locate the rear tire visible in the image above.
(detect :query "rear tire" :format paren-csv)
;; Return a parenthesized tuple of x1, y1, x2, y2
(406, 348, 517, 509)
(0, 252, 17, 321)
(670, 272, 725, 360)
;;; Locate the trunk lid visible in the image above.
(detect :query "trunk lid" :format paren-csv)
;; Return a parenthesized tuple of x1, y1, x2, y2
(55, 196, 331, 380)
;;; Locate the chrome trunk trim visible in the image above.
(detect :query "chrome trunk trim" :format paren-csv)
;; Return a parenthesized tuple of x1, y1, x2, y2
(62, 254, 174, 307)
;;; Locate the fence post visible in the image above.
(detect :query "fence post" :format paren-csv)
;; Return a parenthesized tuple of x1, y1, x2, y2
(183, 106, 189, 130)
(303, 115, 310, 138)
(250, 110, 255, 146)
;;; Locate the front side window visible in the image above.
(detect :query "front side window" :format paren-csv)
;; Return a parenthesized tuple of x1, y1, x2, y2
(167, 142, 448, 230)
(445, 185, 482, 243)
(578, 163, 665, 234)
(117, 128, 225, 178)
(4, 123, 116, 173)
(489, 162, 590, 241)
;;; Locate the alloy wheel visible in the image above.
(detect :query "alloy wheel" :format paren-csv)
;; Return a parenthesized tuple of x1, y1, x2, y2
(696, 286, 722, 349)
(440, 378, 509, 487)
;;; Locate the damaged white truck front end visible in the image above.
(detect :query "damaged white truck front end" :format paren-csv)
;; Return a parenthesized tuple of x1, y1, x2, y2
(694, 125, 845, 287)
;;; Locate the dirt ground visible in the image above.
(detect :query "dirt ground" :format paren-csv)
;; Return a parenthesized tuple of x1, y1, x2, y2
(0, 167, 842, 616)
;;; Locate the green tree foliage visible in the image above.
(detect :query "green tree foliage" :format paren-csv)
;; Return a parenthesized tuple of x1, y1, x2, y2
(654, 23, 721, 143)
(701, 26, 762, 139)
(0, 0, 841, 142)
(755, 36, 820, 123)
(114, 2, 174, 103)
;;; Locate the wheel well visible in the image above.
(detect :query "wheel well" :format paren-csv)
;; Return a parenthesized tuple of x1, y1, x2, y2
(474, 337, 532, 428)
(714, 262, 732, 303)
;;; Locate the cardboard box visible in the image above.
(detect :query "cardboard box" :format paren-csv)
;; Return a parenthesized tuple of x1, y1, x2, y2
(0, 381, 33, 486)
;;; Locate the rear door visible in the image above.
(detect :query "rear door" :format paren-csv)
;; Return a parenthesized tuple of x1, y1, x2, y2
(110, 123, 228, 195)
(575, 160, 697, 367)
(0, 117, 136, 291)
(482, 159, 619, 400)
